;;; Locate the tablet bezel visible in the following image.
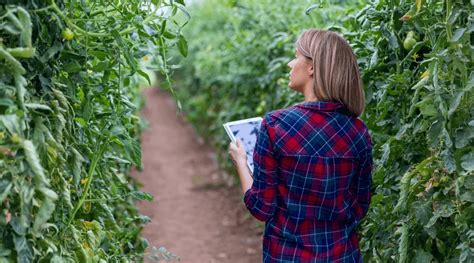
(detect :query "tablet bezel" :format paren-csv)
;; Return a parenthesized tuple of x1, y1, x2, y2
(223, 116, 263, 173)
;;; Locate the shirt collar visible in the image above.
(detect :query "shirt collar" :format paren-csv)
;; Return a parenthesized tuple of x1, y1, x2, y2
(294, 100, 347, 112)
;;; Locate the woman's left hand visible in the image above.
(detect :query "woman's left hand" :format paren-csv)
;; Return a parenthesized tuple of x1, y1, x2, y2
(228, 138, 247, 166)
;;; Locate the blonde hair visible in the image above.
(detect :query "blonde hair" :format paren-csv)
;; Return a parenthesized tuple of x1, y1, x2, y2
(295, 29, 364, 117)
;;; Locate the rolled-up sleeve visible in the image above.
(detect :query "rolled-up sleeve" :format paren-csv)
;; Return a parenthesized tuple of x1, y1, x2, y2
(243, 114, 278, 222)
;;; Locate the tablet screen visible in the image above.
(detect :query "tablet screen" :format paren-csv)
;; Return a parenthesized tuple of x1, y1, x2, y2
(223, 117, 262, 173)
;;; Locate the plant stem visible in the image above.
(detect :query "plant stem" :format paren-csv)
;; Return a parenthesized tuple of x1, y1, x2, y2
(66, 142, 106, 227)
(49, 0, 161, 38)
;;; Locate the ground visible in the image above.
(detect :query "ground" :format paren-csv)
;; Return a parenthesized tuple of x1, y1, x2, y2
(133, 88, 263, 263)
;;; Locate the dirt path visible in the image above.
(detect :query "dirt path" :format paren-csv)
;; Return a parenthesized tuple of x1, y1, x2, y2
(133, 88, 262, 263)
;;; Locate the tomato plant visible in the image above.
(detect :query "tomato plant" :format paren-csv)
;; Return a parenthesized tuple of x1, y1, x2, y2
(0, 1, 188, 262)
(341, 0, 473, 261)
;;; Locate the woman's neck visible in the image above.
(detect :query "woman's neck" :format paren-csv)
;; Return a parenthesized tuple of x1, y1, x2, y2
(303, 82, 318, 102)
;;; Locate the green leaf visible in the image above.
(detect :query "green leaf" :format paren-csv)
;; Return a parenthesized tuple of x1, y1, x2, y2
(88, 50, 108, 60)
(92, 61, 109, 72)
(10, 215, 27, 236)
(16, 7, 32, 47)
(0, 47, 25, 74)
(369, 49, 378, 69)
(433, 201, 455, 218)
(0, 114, 21, 135)
(163, 31, 176, 39)
(120, 94, 137, 110)
(378, 141, 390, 165)
(32, 188, 58, 236)
(425, 213, 440, 229)
(14, 74, 26, 110)
(411, 249, 433, 263)
(412, 201, 431, 225)
(6, 47, 36, 58)
(71, 147, 84, 186)
(305, 4, 321, 15)
(455, 126, 474, 148)
(137, 69, 152, 86)
(370, 193, 383, 205)
(398, 224, 409, 263)
(415, 0, 423, 13)
(74, 117, 87, 127)
(177, 34, 188, 57)
(63, 61, 82, 73)
(450, 27, 466, 42)
(416, 98, 438, 117)
(41, 42, 62, 62)
(448, 91, 464, 117)
(131, 191, 153, 201)
(0, 180, 12, 203)
(124, 137, 142, 168)
(25, 103, 52, 111)
(440, 149, 456, 173)
(22, 140, 47, 183)
(159, 19, 167, 35)
(460, 191, 474, 202)
(0, 98, 14, 106)
(13, 234, 32, 263)
(427, 120, 443, 147)
(176, 5, 191, 27)
(460, 152, 474, 172)
(143, 24, 156, 36)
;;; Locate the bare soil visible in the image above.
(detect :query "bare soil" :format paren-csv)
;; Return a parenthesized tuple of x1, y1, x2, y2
(133, 88, 262, 263)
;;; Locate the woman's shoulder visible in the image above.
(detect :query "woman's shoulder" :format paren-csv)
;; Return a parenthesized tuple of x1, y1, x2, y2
(263, 104, 372, 157)
(263, 104, 305, 125)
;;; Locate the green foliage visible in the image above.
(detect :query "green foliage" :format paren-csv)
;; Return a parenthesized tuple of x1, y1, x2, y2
(0, 1, 187, 262)
(175, 0, 473, 261)
(341, 0, 473, 261)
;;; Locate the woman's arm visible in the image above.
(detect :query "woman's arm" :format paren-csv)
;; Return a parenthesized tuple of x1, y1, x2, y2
(228, 138, 253, 194)
(229, 114, 279, 222)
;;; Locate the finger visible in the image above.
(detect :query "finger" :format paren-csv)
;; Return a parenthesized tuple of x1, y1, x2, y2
(229, 142, 237, 151)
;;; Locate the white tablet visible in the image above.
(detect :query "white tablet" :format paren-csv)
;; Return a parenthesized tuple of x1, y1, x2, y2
(223, 117, 263, 173)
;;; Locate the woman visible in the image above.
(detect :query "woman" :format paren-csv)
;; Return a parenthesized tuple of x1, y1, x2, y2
(228, 29, 373, 262)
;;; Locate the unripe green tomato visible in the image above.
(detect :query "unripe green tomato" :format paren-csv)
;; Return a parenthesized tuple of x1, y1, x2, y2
(61, 28, 74, 41)
(11, 133, 21, 144)
(403, 37, 416, 50)
(407, 31, 417, 39)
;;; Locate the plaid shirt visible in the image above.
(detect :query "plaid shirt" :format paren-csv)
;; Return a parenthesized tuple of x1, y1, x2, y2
(243, 100, 373, 262)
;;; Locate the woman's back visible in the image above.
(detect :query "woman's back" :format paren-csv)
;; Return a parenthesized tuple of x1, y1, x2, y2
(244, 100, 373, 262)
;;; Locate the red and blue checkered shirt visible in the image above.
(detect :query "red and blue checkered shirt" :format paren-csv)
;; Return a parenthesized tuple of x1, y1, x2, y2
(244, 100, 373, 262)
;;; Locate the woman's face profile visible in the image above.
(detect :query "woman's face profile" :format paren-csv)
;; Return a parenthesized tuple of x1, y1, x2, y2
(287, 50, 313, 93)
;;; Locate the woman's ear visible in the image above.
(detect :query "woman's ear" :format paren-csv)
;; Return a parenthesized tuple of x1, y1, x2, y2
(308, 64, 313, 77)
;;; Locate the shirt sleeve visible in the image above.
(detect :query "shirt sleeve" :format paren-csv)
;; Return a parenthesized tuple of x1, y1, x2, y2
(243, 114, 278, 222)
(351, 130, 373, 223)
